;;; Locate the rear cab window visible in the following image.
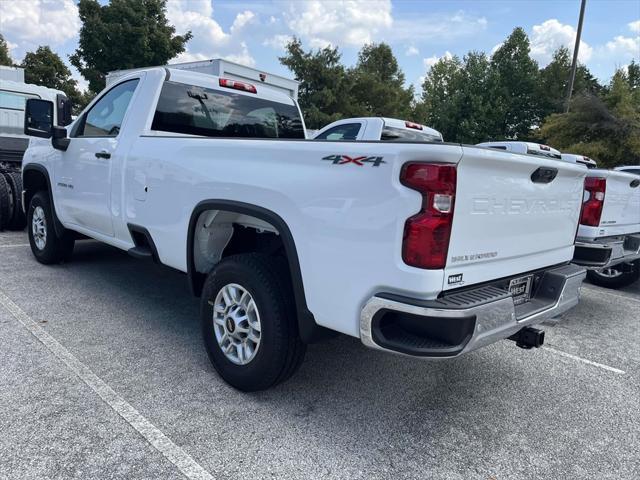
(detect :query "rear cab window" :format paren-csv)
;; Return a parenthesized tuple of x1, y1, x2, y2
(315, 123, 362, 140)
(151, 81, 305, 139)
(381, 126, 442, 142)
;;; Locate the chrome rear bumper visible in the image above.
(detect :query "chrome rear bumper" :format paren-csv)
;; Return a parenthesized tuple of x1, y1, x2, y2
(360, 264, 586, 358)
(573, 234, 640, 269)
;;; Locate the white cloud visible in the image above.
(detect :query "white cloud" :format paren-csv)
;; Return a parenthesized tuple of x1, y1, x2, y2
(0, 0, 79, 58)
(490, 43, 503, 56)
(604, 35, 640, 59)
(530, 19, 593, 66)
(405, 46, 419, 56)
(231, 10, 256, 33)
(166, 0, 256, 66)
(284, 0, 393, 48)
(263, 34, 294, 51)
(423, 51, 453, 69)
(390, 11, 487, 43)
(629, 20, 640, 33)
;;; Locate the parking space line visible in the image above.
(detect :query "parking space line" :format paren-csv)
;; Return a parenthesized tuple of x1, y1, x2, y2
(543, 346, 625, 375)
(0, 243, 31, 248)
(0, 290, 215, 480)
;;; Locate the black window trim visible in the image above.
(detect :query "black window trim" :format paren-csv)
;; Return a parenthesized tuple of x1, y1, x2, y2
(71, 78, 141, 139)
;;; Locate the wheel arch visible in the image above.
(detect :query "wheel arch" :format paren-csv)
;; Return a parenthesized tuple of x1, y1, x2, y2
(22, 164, 66, 237)
(187, 200, 333, 343)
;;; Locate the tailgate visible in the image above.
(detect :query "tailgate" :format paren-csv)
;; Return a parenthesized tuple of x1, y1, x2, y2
(443, 147, 586, 290)
(598, 170, 640, 234)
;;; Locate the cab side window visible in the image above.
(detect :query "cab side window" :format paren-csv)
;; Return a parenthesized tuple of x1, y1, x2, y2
(76, 79, 139, 137)
(315, 123, 361, 141)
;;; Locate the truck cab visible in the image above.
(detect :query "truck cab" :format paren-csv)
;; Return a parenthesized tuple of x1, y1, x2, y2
(313, 117, 443, 142)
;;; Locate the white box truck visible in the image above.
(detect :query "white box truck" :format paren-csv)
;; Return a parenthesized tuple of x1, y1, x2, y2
(106, 58, 299, 100)
(0, 66, 72, 230)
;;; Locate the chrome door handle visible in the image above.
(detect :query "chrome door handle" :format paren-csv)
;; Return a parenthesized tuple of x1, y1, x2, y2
(95, 150, 111, 159)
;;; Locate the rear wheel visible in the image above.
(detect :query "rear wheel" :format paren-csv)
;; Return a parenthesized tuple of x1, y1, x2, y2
(200, 254, 306, 391)
(27, 191, 75, 264)
(0, 174, 12, 231)
(3, 172, 26, 230)
(587, 261, 640, 289)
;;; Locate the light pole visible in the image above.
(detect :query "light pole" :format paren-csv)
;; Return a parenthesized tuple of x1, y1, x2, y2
(565, 0, 587, 112)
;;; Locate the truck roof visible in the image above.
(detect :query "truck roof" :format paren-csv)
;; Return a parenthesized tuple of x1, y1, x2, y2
(0, 79, 65, 100)
(560, 153, 598, 168)
(476, 141, 562, 159)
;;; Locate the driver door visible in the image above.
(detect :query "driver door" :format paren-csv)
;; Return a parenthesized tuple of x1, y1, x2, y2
(54, 79, 139, 236)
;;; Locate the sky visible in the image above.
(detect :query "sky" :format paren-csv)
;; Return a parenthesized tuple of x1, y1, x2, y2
(1, 0, 638, 93)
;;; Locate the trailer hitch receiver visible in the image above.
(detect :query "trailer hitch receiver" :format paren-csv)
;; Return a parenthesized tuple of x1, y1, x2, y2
(509, 327, 545, 349)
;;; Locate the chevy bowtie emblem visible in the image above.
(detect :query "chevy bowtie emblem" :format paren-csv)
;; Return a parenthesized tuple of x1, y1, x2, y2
(259, 73, 266, 82)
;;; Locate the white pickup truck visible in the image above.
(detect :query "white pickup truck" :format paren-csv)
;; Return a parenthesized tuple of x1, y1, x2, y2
(480, 142, 640, 289)
(313, 117, 443, 142)
(572, 165, 640, 288)
(22, 67, 587, 391)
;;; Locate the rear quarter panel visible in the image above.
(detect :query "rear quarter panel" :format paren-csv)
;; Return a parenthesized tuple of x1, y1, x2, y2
(126, 137, 463, 337)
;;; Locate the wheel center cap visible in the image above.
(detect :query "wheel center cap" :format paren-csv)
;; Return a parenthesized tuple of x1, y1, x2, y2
(225, 317, 236, 333)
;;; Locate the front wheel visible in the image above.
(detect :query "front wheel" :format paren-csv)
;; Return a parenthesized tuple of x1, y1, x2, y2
(586, 261, 640, 289)
(27, 191, 75, 264)
(200, 254, 306, 392)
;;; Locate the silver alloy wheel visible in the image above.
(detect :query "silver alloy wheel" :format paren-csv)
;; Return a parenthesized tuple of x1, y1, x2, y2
(596, 266, 623, 278)
(212, 283, 261, 365)
(32, 206, 47, 250)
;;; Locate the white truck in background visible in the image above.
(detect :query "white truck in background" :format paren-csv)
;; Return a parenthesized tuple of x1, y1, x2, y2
(0, 66, 72, 230)
(313, 117, 443, 142)
(573, 166, 640, 288)
(107, 58, 300, 100)
(479, 142, 640, 289)
(21, 67, 587, 391)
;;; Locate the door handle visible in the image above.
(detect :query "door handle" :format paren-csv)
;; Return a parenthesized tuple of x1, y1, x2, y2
(95, 150, 111, 159)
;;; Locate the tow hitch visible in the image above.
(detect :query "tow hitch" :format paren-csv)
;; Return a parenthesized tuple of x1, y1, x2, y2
(508, 327, 545, 349)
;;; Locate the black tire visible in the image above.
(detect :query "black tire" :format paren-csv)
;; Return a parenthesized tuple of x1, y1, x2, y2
(200, 253, 306, 392)
(0, 173, 13, 231)
(586, 261, 640, 289)
(27, 191, 75, 264)
(4, 172, 26, 230)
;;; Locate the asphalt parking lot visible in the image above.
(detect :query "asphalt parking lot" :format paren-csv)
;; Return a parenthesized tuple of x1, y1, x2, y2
(1, 230, 638, 480)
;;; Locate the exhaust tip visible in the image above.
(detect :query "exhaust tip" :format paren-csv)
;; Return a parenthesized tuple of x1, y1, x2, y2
(509, 327, 545, 349)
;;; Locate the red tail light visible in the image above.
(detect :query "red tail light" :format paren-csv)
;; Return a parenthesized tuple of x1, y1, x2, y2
(219, 78, 257, 94)
(580, 177, 606, 227)
(401, 163, 456, 269)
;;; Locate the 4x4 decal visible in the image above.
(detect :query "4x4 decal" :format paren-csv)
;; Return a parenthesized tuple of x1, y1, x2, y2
(322, 155, 386, 167)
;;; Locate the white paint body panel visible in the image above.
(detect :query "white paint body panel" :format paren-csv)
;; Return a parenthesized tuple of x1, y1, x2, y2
(23, 67, 586, 339)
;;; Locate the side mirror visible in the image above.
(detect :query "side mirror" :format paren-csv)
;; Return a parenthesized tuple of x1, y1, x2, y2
(56, 94, 73, 126)
(52, 126, 70, 151)
(24, 99, 54, 138)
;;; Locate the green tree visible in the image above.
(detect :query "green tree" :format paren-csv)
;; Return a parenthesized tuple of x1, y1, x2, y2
(417, 55, 463, 141)
(21, 46, 85, 112)
(350, 43, 414, 118)
(536, 69, 640, 167)
(628, 60, 640, 89)
(490, 27, 540, 138)
(70, 0, 192, 92)
(417, 52, 500, 143)
(538, 46, 601, 118)
(279, 38, 357, 129)
(0, 34, 13, 66)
